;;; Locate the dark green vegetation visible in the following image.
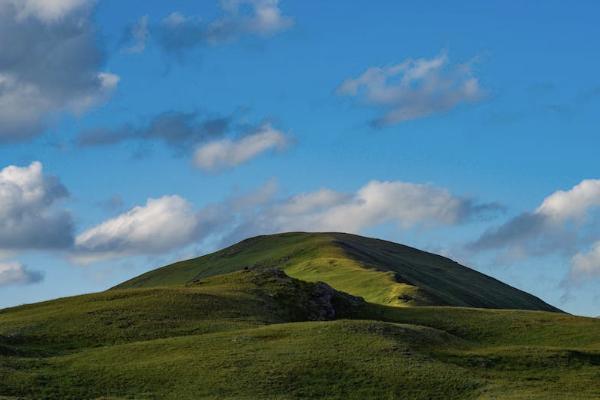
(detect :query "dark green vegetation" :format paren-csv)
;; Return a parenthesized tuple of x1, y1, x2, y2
(1, 233, 598, 399)
(117, 232, 559, 311)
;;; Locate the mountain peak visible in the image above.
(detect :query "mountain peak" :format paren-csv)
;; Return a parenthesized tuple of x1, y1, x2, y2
(115, 232, 560, 312)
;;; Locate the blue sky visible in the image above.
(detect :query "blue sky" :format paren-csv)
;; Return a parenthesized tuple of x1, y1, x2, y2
(0, 0, 599, 316)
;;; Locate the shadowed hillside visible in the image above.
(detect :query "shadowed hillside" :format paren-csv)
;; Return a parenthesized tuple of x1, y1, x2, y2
(115, 232, 560, 312)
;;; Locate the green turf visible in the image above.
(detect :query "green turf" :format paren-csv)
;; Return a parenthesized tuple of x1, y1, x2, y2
(1, 266, 599, 399)
(115, 232, 560, 312)
(0, 269, 361, 354)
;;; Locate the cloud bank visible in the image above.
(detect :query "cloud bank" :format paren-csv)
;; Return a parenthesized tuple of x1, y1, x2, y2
(73, 179, 498, 263)
(0, 0, 118, 141)
(224, 180, 501, 244)
(337, 53, 484, 127)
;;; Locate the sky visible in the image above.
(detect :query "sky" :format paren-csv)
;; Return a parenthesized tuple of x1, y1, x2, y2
(0, 0, 599, 316)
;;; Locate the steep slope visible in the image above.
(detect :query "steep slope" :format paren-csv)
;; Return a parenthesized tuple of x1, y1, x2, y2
(115, 232, 560, 312)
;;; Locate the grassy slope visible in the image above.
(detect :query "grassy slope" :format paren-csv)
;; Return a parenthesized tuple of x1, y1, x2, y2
(115, 232, 559, 312)
(1, 269, 599, 400)
(0, 269, 360, 353)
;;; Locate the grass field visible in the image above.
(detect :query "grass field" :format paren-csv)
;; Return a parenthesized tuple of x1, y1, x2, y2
(1, 268, 598, 399)
(1, 233, 597, 399)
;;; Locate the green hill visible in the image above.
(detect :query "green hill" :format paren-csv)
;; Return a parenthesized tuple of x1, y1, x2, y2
(116, 232, 559, 312)
(1, 232, 597, 399)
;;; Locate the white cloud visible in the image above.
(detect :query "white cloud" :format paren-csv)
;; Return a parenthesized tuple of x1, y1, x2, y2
(223, 180, 499, 244)
(0, 0, 118, 141)
(536, 179, 600, 222)
(254, 181, 488, 233)
(194, 123, 289, 171)
(70, 179, 495, 264)
(571, 241, 600, 281)
(274, 189, 349, 216)
(337, 53, 484, 126)
(74, 195, 201, 263)
(0, 162, 73, 250)
(0, 261, 43, 286)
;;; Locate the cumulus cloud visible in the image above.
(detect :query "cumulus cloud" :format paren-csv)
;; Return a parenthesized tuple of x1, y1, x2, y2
(225, 180, 501, 243)
(0, 162, 73, 250)
(155, 0, 293, 54)
(469, 179, 600, 256)
(570, 241, 600, 282)
(71, 184, 278, 263)
(0, 261, 43, 286)
(194, 123, 289, 171)
(71, 179, 495, 264)
(77, 111, 231, 150)
(2, 0, 91, 22)
(123, 15, 149, 54)
(536, 179, 600, 222)
(73, 195, 202, 263)
(337, 53, 484, 127)
(0, 0, 118, 142)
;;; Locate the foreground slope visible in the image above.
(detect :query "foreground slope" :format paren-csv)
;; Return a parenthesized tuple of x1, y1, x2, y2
(0, 269, 361, 353)
(0, 268, 598, 400)
(116, 232, 559, 312)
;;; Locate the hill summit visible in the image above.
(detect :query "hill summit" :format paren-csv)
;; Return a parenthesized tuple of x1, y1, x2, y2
(116, 232, 559, 312)
(3, 233, 598, 399)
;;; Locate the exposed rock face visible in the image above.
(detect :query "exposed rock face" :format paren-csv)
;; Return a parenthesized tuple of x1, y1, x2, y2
(309, 282, 337, 320)
(248, 268, 364, 322)
(308, 281, 365, 320)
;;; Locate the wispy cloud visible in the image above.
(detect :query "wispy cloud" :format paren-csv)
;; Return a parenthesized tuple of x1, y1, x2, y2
(77, 113, 292, 170)
(123, 15, 149, 54)
(194, 123, 290, 171)
(149, 0, 293, 55)
(337, 52, 484, 127)
(77, 111, 231, 151)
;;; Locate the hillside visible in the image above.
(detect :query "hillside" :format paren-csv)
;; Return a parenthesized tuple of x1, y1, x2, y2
(116, 232, 560, 312)
(1, 267, 599, 399)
